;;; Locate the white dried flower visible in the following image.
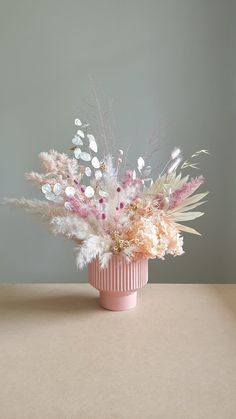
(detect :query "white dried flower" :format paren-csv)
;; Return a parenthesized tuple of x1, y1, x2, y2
(171, 147, 181, 160)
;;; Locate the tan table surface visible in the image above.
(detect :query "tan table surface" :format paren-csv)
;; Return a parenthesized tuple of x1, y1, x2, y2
(0, 284, 236, 419)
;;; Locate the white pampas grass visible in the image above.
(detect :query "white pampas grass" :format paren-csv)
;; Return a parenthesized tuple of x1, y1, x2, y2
(51, 216, 92, 240)
(171, 147, 181, 160)
(76, 234, 112, 269)
(99, 252, 112, 268)
(102, 154, 117, 189)
(167, 157, 182, 174)
(137, 156, 145, 172)
(3, 198, 66, 218)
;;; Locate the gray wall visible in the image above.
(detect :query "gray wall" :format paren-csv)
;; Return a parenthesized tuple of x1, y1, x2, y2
(0, 0, 235, 283)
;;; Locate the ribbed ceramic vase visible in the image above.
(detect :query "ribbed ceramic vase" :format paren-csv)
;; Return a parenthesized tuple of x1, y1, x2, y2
(88, 255, 148, 311)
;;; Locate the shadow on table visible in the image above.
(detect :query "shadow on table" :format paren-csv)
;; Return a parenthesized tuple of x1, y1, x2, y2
(0, 289, 101, 323)
(213, 284, 236, 319)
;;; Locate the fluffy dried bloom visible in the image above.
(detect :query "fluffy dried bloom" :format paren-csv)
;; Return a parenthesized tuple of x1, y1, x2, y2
(122, 203, 184, 260)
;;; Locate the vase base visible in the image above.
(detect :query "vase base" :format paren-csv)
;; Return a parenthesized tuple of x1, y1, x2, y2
(99, 291, 137, 311)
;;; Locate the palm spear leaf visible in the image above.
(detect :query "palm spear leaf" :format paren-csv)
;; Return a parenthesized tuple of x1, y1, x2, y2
(175, 200, 207, 212)
(168, 200, 207, 216)
(175, 223, 201, 235)
(168, 192, 209, 214)
(169, 211, 204, 222)
(146, 173, 189, 196)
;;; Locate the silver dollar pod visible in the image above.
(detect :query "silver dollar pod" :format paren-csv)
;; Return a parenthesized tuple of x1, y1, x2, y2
(74, 118, 82, 126)
(84, 186, 95, 198)
(95, 170, 102, 180)
(142, 166, 152, 177)
(77, 129, 85, 138)
(41, 183, 52, 194)
(45, 192, 56, 201)
(85, 167, 92, 177)
(91, 156, 100, 168)
(87, 134, 98, 153)
(53, 183, 62, 195)
(80, 152, 91, 162)
(64, 202, 72, 210)
(72, 136, 83, 146)
(74, 148, 81, 159)
(99, 190, 108, 197)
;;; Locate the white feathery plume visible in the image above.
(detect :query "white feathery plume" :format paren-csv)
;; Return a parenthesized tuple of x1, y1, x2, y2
(51, 216, 92, 240)
(167, 157, 182, 174)
(171, 147, 181, 160)
(137, 156, 145, 172)
(3, 198, 66, 218)
(99, 252, 112, 268)
(102, 154, 117, 189)
(76, 234, 112, 269)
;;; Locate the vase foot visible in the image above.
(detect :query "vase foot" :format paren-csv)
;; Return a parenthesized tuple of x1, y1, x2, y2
(99, 291, 137, 311)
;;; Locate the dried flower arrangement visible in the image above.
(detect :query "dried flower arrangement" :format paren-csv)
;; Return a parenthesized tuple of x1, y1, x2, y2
(6, 116, 209, 269)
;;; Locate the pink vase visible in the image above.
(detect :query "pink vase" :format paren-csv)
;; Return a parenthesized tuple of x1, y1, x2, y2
(88, 255, 148, 311)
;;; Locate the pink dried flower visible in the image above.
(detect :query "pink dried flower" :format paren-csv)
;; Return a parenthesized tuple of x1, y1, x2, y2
(68, 196, 101, 220)
(122, 170, 142, 188)
(39, 150, 78, 178)
(169, 176, 204, 209)
(25, 172, 46, 186)
(39, 151, 57, 172)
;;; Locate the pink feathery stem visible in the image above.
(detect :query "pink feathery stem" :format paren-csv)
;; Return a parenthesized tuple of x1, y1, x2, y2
(169, 176, 204, 209)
